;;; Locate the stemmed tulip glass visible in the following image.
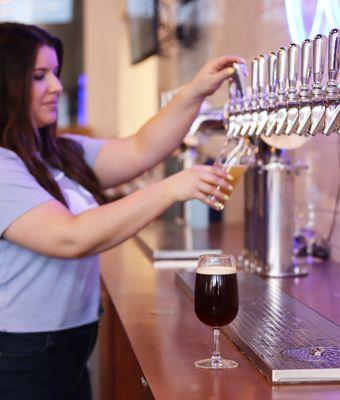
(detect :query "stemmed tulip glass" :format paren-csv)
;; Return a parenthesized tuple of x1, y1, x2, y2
(194, 254, 239, 369)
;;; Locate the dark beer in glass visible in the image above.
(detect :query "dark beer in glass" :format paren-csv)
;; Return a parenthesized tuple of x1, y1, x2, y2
(194, 254, 239, 369)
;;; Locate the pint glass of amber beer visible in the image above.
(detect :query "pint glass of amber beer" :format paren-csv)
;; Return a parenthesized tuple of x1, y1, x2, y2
(194, 254, 239, 369)
(210, 138, 255, 211)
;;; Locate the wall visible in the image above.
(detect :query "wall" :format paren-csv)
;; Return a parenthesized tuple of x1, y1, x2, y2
(295, 134, 340, 261)
(116, 9, 159, 137)
(84, 0, 158, 138)
(84, 0, 119, 138)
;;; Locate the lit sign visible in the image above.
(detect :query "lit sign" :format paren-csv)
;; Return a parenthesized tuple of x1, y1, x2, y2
(285, 0, 340, 43)
(0, 0, 73, 24)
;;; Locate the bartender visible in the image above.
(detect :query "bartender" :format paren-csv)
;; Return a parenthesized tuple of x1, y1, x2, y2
(0, 22, 244, 399)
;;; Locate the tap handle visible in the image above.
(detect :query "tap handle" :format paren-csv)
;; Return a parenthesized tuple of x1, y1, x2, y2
(232, 62, 247, 97)
(300, 39, 312, 87)
(277, 47, 288, 93)
(288, 43, 300, 88)
(251, 58, 259, 95)
(313, 34, 327, 85)
(268, 52, 277, 93)
(328, 28, 339, 81)
(257, 54, 267, 96)
(228, 80, 237, 104)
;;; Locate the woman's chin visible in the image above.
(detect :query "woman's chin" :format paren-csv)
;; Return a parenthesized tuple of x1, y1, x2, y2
(35, 116, 58, 129)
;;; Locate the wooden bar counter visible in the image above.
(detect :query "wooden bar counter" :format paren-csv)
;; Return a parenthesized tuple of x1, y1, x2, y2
(98, 224, 340, 400)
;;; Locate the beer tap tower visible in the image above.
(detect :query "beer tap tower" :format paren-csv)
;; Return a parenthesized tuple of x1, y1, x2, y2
(156, 29, 338, 274)
(227, 28, 339, 277)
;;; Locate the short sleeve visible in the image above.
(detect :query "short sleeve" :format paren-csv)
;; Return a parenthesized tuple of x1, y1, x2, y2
(0, 149, 54, 237)
(62, 133, 107, 167)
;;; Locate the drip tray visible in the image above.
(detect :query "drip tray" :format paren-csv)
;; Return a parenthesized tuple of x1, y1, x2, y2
(281, 347, 340, 363)
(176, 270, 340, 384)
(135, 221, 222, 263)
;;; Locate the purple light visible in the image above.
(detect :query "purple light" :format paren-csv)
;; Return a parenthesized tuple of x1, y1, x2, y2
(77, 74, 88, 126)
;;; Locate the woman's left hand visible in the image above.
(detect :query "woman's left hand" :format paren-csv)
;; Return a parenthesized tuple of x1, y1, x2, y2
(183, 55, 246, 102)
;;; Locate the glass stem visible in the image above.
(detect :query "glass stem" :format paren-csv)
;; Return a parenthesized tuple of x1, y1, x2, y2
(212, 328, 221, 360)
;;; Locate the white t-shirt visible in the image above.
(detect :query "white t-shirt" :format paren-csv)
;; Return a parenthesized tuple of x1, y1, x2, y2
(0, 134, 107, 332)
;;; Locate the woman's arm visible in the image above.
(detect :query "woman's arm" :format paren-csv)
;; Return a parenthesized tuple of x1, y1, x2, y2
(4, 164, 229, 258)
(93, 55, 245, 189)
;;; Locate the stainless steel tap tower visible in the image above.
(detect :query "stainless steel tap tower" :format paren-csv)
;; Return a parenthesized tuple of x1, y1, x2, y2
(225, 28, 339, 277)
(226, 30, 339, 142)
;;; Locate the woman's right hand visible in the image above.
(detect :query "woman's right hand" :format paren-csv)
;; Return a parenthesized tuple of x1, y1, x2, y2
(164, 165, 233, 210)
(182, 55, 246, 103)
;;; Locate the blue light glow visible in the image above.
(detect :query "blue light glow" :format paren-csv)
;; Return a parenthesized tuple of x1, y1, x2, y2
(77, 74, 88, 126)
(285, 0, 340, 43)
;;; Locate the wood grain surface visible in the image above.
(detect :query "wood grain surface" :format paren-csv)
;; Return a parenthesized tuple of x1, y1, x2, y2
(99, 224, 340, 400)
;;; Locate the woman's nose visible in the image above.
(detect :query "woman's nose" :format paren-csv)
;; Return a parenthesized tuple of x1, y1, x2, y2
(49, 74, 63, 94)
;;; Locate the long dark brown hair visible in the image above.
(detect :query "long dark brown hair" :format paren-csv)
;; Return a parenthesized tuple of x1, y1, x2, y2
(0, 22, 106, 206)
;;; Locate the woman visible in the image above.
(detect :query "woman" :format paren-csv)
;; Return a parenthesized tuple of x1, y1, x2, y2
(0, 22, 244, 399)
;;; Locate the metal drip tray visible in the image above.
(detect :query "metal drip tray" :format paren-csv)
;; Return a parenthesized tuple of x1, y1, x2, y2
(176, 270, 340, 384)
(281, 347, 340, 363)
(135, 221, 222, 262)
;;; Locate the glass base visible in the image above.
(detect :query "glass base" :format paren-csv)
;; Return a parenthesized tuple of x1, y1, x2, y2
(194, 357, 238, 369)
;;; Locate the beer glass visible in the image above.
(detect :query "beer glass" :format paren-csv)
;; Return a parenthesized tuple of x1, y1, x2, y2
(194, 254, 239, 369)
(210, 138, 255, 210)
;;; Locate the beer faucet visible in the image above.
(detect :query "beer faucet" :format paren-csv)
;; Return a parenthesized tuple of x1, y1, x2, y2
(285, 43, 300, 135)
(264, 52, 278, 137)
(232, 62, 248, 97)
(186, 109, 224, 139)
(248, 58, 259, 137)
(224, 81, 238, 137)
(296, 39, 313, 136)
(240, 94, 251, 136)
(323, 28, 340, 136)
(197, 29, 338, 144)
(275, 47, 289, 135)
(240, 91, 252, 137)
(232, 89, 244, 138)
(310, 34, 327, 136)
(255, 55, 268, 136)
(232, 63, 248, 138)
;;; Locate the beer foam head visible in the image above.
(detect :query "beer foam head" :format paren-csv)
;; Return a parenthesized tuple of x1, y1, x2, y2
(196, 266, 236, 275)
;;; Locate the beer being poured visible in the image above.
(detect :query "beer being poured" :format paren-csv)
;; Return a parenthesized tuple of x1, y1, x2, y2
(214, 165, 248, 210)
(210, 138, 254, 210)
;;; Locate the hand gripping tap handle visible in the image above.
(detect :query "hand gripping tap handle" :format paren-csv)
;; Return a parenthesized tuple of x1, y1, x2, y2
(328, 28, 339, 82)
(313, 34, 327, 88)
(232, 62, 247, 98)
(224, 64, 238, 100)
(300, 39, 312, 89)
